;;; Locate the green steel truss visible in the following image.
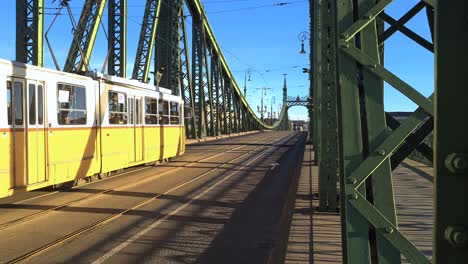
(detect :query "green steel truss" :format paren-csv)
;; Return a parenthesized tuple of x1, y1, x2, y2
(64, 0, 106, 73)
(132, 0, 161, 83)
(16, 0, 44, 66)
(178, 10, 197, 139)
(108, 0, 126, 77)
(312, 0, 439, 263)
(17, 0, 289, 137)
(155, 0, 182, 95)
(184, 0, 290, 135)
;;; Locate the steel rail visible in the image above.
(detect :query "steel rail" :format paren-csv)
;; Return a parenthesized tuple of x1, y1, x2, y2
(0, 132, 268, 233)
(5, 132, 293, 264)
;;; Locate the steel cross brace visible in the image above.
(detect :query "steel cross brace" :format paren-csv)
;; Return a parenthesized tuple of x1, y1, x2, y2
(64, 0, 107, 73)
(132, 0, 161, 83)
(334, 0, 435, 263)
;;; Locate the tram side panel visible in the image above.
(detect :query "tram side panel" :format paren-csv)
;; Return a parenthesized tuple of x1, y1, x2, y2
(0, 74, 11, 197)
(47, 78, 101, 185)
(100, 82, 141, 173)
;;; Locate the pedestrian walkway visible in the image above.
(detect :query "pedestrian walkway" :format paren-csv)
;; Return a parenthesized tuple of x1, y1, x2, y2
(284, 144, 342, 263)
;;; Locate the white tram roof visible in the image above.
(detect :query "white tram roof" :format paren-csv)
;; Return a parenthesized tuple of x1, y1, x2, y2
(0, 59, 173, 96)
(103, 75, 173, 95)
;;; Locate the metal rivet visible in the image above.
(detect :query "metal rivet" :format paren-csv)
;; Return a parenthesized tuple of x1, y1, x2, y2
(445, 226, 467, 247)
(341, 43, 350, 49)
(349, 193, 358, 200)
(347, 177, 357, 184)
(385, 226, 394, 234)
(377, 149, 386, 156)
(445, 153, 468, 174)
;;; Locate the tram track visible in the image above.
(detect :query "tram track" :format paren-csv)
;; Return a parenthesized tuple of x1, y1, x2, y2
(0, 133, 274, 233)
(6, 132, 298, 264)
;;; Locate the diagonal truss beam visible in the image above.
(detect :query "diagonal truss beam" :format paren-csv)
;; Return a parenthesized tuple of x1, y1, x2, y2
(64, 0, 106, 73)
(132, 0, 162, 83)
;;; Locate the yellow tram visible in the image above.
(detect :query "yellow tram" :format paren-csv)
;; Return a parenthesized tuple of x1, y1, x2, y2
(0, 59, 185, 198)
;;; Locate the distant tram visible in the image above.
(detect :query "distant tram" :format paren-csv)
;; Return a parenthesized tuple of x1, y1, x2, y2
(0, 59, 185, 198)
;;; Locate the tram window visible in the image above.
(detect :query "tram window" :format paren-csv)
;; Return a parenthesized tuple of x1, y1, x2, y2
(170, 102, 179, 125)
(57, 84, 87, 125)
(29, 84, 36, 125)
(14, 82, 23, 125)
(145, 97, 158, 125)
(108, 91, 128, 125)
(136, 99, 142, 125)
(38, 85, 43, 125)
(158, 99, 169, 125)
(7, 81, 11, 125)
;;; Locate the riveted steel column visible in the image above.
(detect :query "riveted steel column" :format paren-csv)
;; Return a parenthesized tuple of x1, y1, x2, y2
(192, 16, 206, 138)
(226, 80, 233, 134)
(16, 0, 44, 66)
(204, 50, 215, 136)
(64, 0, 107, 73)
(317, 0, 339, 212)
(335, 0, 371, 262)
(108, 0, 126, 77)
(156, 0, 182, 95)
(221, 76, 228, 134)
(179, 11, 197, 139)
(132, 0, 161, 82)
(434, 1, 468, 262)
(358, 1, 399, 262)
(212, 57, 221, 136)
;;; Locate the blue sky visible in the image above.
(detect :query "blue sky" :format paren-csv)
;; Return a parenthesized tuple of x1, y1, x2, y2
(0, 0, 434, 120)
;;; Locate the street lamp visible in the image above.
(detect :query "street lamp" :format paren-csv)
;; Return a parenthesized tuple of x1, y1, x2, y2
(298, 31, 310, 54)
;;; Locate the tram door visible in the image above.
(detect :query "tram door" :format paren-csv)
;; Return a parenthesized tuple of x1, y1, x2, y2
(26, 80, 46, 184)
(129, 96, 143, 162)
(10, 79, 46, 187)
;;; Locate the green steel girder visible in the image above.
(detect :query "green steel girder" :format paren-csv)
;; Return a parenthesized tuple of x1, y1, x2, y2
(221, 76, 228, 134)
(315, 0, 340, 212)
(132, 0, 161, 83)
(191, 16, 207, 138)
(211, 56, 222, 136)
(329, 0, 436, 263)
(64, 0, 106, 73)
(434, 1, 468, 262)
(156, 0, 182, 95)
(387, 114, 434, 169)
(204, 49, 215, 136)
(108, 0, 126, 77)
(178, 10, 197, 139)
(16, 0, 44, 66)
(184, 0, 287, 131)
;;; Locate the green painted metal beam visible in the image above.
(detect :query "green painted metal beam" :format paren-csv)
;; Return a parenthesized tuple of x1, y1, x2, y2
(64, 0, 106, 73)
(156, 0, 182, 95)
(184, 0, 285, 130)
(178, 11, 197, 139)
(434, 1, 468, 262)
(132, 0, 161, 83)
(316, 0, 339, 212)
(335, 0, 371, 261)
(108, 0, 126, 77)
(16, 0, 44, 66)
